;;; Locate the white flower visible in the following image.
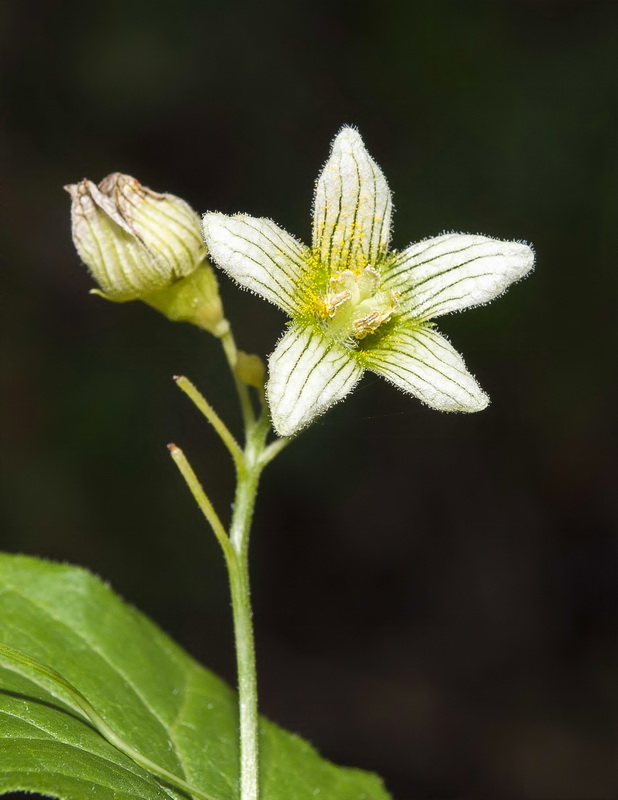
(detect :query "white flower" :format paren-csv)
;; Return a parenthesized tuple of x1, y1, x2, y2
(203, 127, 534, 437)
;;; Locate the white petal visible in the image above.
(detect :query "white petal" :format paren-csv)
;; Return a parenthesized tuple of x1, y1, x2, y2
(362, 323, 488, 412)
(312, 127, 392, 272)
(103, 173, 205, 280)
(202, 213, 310, 315)
(66, 180, 167, 300)
(383, 234, 534, 319)
(267, 323, 364, 436)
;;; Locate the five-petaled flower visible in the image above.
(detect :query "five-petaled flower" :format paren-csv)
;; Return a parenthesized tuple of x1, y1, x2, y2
(203, 127, 534, 437)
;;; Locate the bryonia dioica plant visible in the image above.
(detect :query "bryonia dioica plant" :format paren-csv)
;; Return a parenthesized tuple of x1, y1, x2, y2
(0, 127, 534, 800)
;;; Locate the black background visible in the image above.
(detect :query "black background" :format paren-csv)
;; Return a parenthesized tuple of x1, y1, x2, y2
(1, 1, 617, 797)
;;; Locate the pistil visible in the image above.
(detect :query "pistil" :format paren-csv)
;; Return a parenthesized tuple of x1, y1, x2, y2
(317, 267, 400, 342)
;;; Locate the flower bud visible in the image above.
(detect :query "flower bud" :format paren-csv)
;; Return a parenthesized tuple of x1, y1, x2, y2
(65, 174, 227, 334)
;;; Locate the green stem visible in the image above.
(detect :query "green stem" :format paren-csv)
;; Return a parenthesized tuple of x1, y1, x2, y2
(167, 444, 234, 562)
(171, 372, 275, 800)
(220, 327, 256, 432)
(171, 328, 280, 800)
(259, 435, 292, 469)
(226, 551, 259, 800)
(224, 413, 269, 800)
(174, 375, 244, 470)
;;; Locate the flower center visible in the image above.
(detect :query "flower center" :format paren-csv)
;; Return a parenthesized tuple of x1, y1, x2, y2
(317, 267, 400, 343)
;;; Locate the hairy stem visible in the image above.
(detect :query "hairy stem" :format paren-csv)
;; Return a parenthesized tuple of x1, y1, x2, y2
(167, 443, 234, 562)
(224, 412, 269, 800)
(220, 327, 256, 432)
(174, 375, 244, 470)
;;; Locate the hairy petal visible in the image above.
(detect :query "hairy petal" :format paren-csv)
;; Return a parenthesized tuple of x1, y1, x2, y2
(267, 323, 363, 436)
(312, 127, 392, 272)
(202, 213, 310, 315)
(383, 234, 534, 319)
(65, 180, 168, 300)
(363, 322, 488, 412)
(100, 173, 205, 280)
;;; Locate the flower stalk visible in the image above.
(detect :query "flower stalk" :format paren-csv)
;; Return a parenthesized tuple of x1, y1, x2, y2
(170, 332, 277, 800)
(221, 408, 269, 800)
(219, 325, 257, 431)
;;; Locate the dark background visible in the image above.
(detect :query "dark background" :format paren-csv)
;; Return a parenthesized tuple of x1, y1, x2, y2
(1, 1, 617, 797)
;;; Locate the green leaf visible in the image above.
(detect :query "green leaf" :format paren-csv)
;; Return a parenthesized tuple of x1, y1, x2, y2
(0, 554, 391, 800)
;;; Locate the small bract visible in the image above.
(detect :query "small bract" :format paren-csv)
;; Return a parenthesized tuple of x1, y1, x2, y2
(203, 127, 534, 436)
